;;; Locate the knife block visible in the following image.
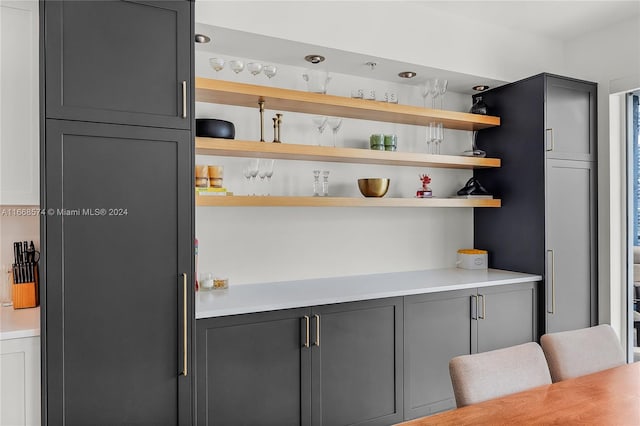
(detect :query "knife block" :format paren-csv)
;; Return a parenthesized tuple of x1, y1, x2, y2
(11, 265, 39, 309)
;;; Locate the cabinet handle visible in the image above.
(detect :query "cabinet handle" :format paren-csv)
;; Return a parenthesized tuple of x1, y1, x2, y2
(546, 128, 554, 151)
(181, 273, 188, 376)
(478, 294, 486, 319)
(547, 250, 556, 314)
(471, 295, 478, 320)
(314, 314, 320, 346)
(181, 81, 187, 119)
(303, 316, 310, 348)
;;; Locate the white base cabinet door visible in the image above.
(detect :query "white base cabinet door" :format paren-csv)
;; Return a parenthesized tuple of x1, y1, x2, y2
(0, 336, 41, 426)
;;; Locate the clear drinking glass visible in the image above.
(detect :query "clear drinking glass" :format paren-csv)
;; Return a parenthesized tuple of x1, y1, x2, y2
(229, 60, 245, 74)
(246, 159, 259, 195)
(313, 170, 321, 196)
(247, 62, 263, 76)
(209, 58, 225, 72)
(263, 65, 277, 79)
(303, 69, 331, 94)
(437, 79, 448, 109)
(322, 171, 330, 196)
(312, 116, 328, 146)
(262, 159, 275, 195)
(327, 118, 343, 147)
(424, 79, 438, 108)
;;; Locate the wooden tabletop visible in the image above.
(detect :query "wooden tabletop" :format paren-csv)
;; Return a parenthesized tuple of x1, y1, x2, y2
(397, 362, 640, 426)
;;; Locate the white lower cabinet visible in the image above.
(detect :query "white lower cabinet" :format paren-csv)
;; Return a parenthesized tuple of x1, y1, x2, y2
(0, 336, 40, 426)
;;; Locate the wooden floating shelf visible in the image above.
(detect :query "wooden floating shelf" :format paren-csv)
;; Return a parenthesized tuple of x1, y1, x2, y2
(195, 138, 501, 169)
(195, 78, 500, 131)
(196, 195, 501, 208)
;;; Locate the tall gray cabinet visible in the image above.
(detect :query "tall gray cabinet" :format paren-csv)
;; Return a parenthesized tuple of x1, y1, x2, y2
(41, 1, 194, 424)
(474, 73, 597, 334)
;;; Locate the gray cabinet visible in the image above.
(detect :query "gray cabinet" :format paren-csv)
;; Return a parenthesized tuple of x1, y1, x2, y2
(196, 308, 311, 426)
(44, 0, 191, 129)
(404, 289, 475, 418)
(196, 298, 403, 426)
(403, 282, 537, 420)
(474, 73, 597, 335)
(545, 160, 597, 332)
(43, 120, 193, 424)
(311, 299, 403, 426)
(41, 1, 194, 424)
(545, 76, 597, 162)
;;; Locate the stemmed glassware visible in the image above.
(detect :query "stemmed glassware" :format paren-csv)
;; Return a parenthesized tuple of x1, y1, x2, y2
(209, 58, 225, 72)
(428, 122, 444, 154)
(263, 65, 277, 79)
(312, 116, 328, 146)
(229, 60, 245, 74)
(243, 159, 259, 195)
(327, 118, 343, 147)
(423, 79, 437, 108)
(247, 62, 263, 76)
(436, 79, 448, 109)
(258, 159, 275, 195)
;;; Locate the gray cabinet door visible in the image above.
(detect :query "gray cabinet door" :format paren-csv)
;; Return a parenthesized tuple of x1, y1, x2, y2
(44, 0, 191, 129)
(196, 309, 312, 426)
(43, 120, 192, 425)
(476, 282, 538, 353)
(311, 298, 403, 426)
(545, 76, 596, 161)
(545, 159, 597, 332)
(403, 289, 476, 420)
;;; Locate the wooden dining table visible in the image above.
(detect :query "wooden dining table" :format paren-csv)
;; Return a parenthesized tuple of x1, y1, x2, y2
(397, 362, 640, 425)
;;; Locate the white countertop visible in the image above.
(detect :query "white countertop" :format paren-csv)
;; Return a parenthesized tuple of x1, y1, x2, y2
(196, 268, 542, 319)
(0, 305, 40, 340)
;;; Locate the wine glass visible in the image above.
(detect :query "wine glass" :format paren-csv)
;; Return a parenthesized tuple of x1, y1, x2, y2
(229, 60, 245, 74)
(436, 79, 448, 109)
(427, 122, 437, 154)
(433, 123, 444, 154)
(209, 58, 225, 72)
(424, 79, 439, 108)
(262, 159, 275, 195)
(247, 62, 263, 76)
(245, 159, 259, 195)
(242, 164, 252, 194)
(258, 161, 267, 195)
(312, 116, 328, 146)
(327, 118, 343, 147)
(263, 65, 277, 79)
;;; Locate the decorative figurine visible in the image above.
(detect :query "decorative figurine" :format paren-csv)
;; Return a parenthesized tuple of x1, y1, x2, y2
(417, 174, 433, 198)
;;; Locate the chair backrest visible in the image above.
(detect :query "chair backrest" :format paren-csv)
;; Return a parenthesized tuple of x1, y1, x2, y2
(540, 324, 625, 382)
(449, 342, 552, 407)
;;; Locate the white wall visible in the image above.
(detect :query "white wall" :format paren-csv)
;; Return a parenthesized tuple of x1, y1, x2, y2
(564, 16, 640, 339)
(195, 1, 566, 83)
(196, 50, 478, 284)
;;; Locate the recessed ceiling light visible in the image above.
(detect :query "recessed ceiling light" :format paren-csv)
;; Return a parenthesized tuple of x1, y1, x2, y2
(304, 54, 325, 64)
(365, 61, 377, 70)
(398, 71, 417, 79)
(194, 34, 211, 43)
(472, 85, 490, 91)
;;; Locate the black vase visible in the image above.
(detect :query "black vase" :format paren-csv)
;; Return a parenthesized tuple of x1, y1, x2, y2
(470, 96, 488, 115)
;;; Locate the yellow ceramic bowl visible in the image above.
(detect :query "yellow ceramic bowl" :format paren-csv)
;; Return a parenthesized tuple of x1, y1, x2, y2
(357, 178, 390, 197)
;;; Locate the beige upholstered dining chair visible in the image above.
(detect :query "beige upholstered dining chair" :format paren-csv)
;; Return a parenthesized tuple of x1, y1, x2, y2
(449, 342, 552, 407)
(540, 324, 626, 382)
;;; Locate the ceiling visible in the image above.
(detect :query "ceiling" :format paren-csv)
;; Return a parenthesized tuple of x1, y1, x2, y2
(195, 1, 640, 93)
(423, 1, 640, 42)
